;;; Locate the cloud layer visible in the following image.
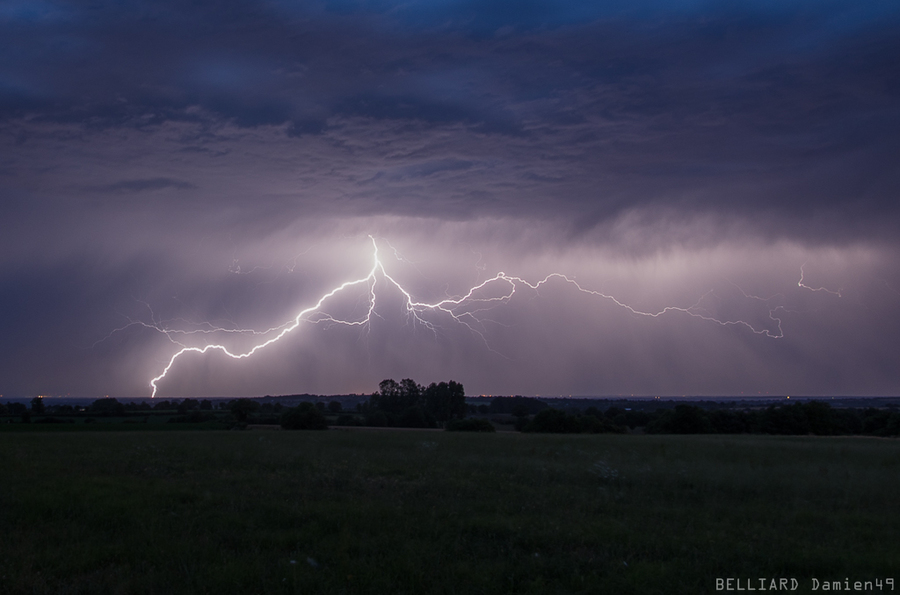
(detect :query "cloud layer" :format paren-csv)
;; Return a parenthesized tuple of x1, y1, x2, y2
(1, 0, 899, 397)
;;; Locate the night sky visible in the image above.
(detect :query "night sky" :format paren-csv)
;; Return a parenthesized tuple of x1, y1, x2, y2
(2, 0, 899, 398)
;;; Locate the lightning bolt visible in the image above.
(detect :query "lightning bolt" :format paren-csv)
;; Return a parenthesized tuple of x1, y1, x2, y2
(798, 263, 843, 297)
(137, 236, 798, 398)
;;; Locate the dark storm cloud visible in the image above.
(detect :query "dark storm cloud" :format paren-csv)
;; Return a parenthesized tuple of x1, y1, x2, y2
(3, 0, 898, 237)
(93, 177, 196, 193)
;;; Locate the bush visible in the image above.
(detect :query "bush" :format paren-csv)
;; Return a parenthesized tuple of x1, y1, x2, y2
(646, 405, 714, 434)
(89, 398, 125, 417)
(280, 403, 328, 430)
(334, 414, 362, 426)
(522, 408, 626, 434)
(364, 410, 389, 427)
(445, 418, 495, 432)
(167, 411, 215, 423)
(577, 415, 627, 434)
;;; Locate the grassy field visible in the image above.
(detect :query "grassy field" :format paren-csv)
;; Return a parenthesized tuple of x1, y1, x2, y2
(1, 430, 897, 594)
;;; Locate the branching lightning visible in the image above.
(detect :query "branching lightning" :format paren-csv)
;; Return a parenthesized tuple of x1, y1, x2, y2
(120, 236, 812, 398)
(798, 263, 843, 297)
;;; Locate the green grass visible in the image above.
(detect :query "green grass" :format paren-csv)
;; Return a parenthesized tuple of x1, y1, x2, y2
(1, 431, 897, 594)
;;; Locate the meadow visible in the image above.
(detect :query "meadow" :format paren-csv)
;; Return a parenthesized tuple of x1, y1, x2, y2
(1, 430, 897, 594)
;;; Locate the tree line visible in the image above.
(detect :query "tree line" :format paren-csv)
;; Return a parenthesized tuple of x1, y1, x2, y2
(512, 401, 900, 436)
(5, 394, 898, 436)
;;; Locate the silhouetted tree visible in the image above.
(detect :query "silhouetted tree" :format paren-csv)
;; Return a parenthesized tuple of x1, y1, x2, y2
(281, 402, 328, 430)
(334, 414, 362, 426)
(177, 398, 200, 413)
(489, 396, 547, 415)
(327, 401, 343, 413)
(524, 409, 580, 433)
(424, 381, 466, 424)
(7, 402, 27, 416)
(30, 397, 45, 415)
(646, 405, 713, 434)
(446, 418, 495, 432)
(370, 378, 423, 415)
(229, 399, 260, 422)
(89, 398, 125, 417)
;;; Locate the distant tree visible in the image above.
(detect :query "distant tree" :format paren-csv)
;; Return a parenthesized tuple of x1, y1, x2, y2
(370, 378, 423, 414)
(89, 398, 125, 417)
(0, 402, 8, 416)
(760, 404, 810, 435)
(365, 410, 389, 427)
(489, 396, 548, 415)
(48, 404, 75, 415)
(315, 402, 327, 412)
(424, 381, 466, 424)
(577, 415, 626, 434)
(522, 408, 625, 434)
(229, 399, 260, 422)
(604, 406, 625, 420)
(584, 406, 602, 418)
(622, 410, 653, 429)
(177, 398, 200, 413)
(400, 404, 431, 428)
(804, 401, 838, 435)
(646, 405, 713, 434)
(327, 400, 343, 413)
(708, 409, 753, 434)
(280, 402, 328, 430)
(7, 402, 27, 416)
(834, 408, 862, 435)
(168, 411, 213, 424)
(30, 397, 45, 415)
(334, 414, 361, 426)
(199, 399, 213, 411)
(524, 409, 580, 433)
(511, 403, 529, 418)
(446, 418, 495, 432)
(885, 412, 900, 436)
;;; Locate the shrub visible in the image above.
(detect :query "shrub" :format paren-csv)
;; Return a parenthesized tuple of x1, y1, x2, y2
(280, 403, 328, 430)
(167, 411, 215, 423)
(89, 398, 125, 417)
(522, 408, 625, 434)
(334, 414, 362, 426)
(577, 415, 626, 434)
(646, 405, 714, 434)
(445, 418, 495, 432)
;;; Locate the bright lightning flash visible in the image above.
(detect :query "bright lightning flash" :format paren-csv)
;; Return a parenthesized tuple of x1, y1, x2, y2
(798, 263, 843, 297)
(140, 236, 798, 397)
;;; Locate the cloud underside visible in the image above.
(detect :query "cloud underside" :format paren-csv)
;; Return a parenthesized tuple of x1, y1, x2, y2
(1, 0, 899, 396)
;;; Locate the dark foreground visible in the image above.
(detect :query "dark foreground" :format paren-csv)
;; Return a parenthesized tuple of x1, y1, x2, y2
(1, 431, 897, 594)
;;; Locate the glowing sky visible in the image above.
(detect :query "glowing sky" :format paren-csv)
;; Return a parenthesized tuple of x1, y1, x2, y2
(2, 0, 899, 398)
